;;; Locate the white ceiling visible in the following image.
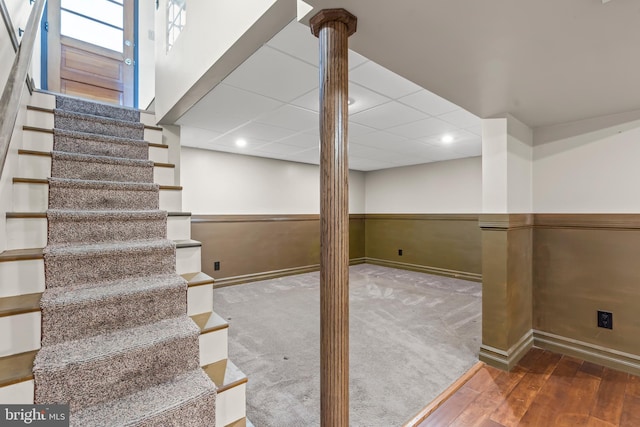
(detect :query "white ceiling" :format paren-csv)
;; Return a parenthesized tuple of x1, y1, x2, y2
(177, 21, 482, 171)
(300, 0, 640, 129)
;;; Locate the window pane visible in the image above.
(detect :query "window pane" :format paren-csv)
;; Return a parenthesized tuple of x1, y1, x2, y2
(61, 10, 123, 52)
(61, 0, 123, 28)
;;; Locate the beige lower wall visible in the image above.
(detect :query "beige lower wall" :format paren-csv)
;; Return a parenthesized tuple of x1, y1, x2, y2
(192, 215, 365, 285)
(192, 213, 481, 285)
(533, 214, 640, 358)
(364, 214, 482, 280)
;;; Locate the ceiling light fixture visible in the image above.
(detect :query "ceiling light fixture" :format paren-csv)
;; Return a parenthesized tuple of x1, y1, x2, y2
(236, 138, 247, 147)
(348, 97, 355, 106)
(441, 134, 454, 143)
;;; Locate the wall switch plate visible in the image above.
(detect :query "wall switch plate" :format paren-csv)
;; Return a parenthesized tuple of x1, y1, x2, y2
(398, 249, 403, 256)
(597, 310, 613, 329)
(214, 261, 220, 271)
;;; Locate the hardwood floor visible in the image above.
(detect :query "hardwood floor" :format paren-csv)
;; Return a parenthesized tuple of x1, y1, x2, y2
(417, 348, 640, 427)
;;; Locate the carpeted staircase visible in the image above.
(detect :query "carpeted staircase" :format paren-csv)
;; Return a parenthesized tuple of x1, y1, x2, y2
(32, 97, 217, 426)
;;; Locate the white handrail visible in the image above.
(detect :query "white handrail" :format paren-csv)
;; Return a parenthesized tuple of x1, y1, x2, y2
(0, 0, 46, 178)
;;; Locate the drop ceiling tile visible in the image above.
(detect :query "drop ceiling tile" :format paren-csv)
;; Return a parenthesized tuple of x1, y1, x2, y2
(386, 117, 459, 139)
(180, 126, 222, 145)
(466, 124, 483, 136)
(277, 132, 319, 148)
(348, 82, 392, 114)
(349, 51, 368, 70)
(348, 122, 377, 137)
(398, 90, 460, 116)
(350, 102, 427, 129)
(257, 105, 318, 131)
(177, 84, 283, 133)
(254, 142, 308, 155)
(266, 21, 318, 66)
(391, 139, 434, 155)
(228, 121, 297, 143)
(283, 147, 319, 164)
(438, 108, 482, 128)
(350, 130, 409, 150)
(291, 88, 319, 112)
(209, 130, 270, 148)
(224, 46, 318, 102)
(349, 157, 398, 171)
(349, 61, 422, 99)
(348, 143, 386, 158)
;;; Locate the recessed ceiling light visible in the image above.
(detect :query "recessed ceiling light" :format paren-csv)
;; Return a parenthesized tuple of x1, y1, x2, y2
(441, 134, 454, 143)
(348, 97, 355, 106)
(236, 138, 247, 147)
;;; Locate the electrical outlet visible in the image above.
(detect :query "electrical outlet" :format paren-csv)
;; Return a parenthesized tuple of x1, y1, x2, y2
(597, 310, 612, 329)
(214, 261, 220, 271)
(398, 249, 403, 256)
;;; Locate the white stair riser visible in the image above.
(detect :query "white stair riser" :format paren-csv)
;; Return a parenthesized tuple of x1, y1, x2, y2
(22, 131, 170, 164)
(177, 246, 201, 275)
(17, 155, 175, 186)
(199, 328, 228, 367)
(0, 312, 41, 357)
(149, 146, 169, 163)
(159, 188, 182, 211)
(0, 245, 197, 299)
(0, 380, 34, 404)
(30, 93, 55, 109)
(139, 112, 157, 127)
(187, 283, 212, 316)
(6, 216, 190, 250)
(217, 384, 247, 427)
(17, 155, 49, 179)
(12, 182, 182, 212)
(22, 130, 53, 152)
(145, 128, 162, 144)
(0, 259, 44, 298)
(26, 110, 54, 129)
(154, 166, 175, 186)
(167, 216, 191, 240)
(6, 218, 47, 250)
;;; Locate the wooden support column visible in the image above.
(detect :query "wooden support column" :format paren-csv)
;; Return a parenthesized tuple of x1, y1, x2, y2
(310, 9, 357, 427)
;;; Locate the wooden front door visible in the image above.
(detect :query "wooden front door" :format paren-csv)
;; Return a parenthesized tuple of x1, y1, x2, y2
(46, 0, 135, 107)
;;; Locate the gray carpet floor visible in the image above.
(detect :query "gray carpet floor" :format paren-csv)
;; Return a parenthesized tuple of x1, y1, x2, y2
(213, 264, 481, 427)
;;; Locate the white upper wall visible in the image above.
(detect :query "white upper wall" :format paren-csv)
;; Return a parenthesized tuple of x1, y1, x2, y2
(482, 116, 533, 213)
(364, 157, 482, 214)
(533, 118, 640, 213)
(181, 146, 365, 215)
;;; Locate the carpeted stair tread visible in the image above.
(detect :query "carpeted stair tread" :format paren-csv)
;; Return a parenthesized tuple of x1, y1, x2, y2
(48, 177, 159, 210)
(56, 96, 140, 123)
(47, 209, 166, 244)
(44, 238, 175, 257)
(41, 274, 187, 344)
(47, 209, 166, 221)
(41, 274, 186, 307)
(51, 151, 154, 183)
(55, 109, 144, 139)
(72, 369, 216, 427)
(44, 239, 176, 288)
(53, 128, 148, 160)
(34, 315, 198, 369)
(51, 151, 153, 167)
(48, 177, 158, 191)
(34, 316, 201, 410)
